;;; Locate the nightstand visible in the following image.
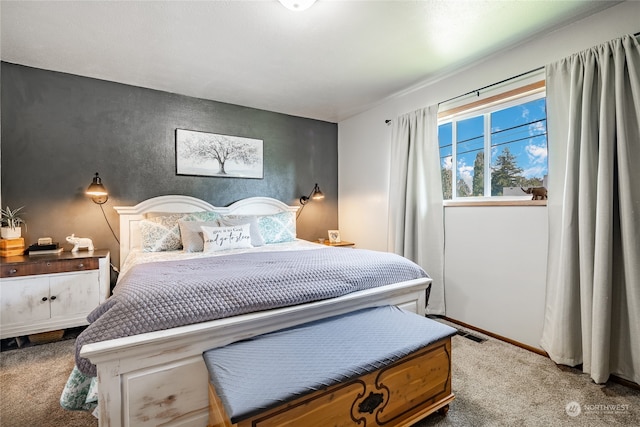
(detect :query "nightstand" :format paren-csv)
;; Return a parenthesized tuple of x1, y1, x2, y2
(324, 241, 355, 248)
(0, 249, 110, 339)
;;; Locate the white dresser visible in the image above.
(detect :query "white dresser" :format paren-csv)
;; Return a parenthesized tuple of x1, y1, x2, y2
(0, 249, 110, 339)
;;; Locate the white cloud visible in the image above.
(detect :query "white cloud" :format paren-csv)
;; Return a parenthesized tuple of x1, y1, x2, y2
(526, 143, 547, 164)
(491, 145, 498, 159)
(529, 120, 545, 134)
(442, 156, 452, 170)
(523, 165, 547, 178)
(457, 160, 473, 190)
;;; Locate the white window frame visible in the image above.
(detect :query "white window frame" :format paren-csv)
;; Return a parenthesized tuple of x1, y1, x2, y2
(438, 73, 547, 205)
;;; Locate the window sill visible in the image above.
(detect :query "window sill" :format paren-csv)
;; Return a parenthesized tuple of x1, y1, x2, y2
(443, 199, 547, 207)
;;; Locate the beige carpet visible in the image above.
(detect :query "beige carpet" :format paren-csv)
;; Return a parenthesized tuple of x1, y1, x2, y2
(1, 326, 638, 427)
(415, 322, 640, 427)
(0, 339, 97, 427)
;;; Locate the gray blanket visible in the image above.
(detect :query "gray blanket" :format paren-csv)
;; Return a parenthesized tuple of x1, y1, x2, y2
(75, 248, 429, 376)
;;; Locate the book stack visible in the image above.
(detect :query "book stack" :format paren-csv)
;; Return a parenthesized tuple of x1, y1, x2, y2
(25, 240, 63, 255)
(0, 237, 25, 257)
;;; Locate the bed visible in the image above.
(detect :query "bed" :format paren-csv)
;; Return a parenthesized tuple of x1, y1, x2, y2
(68, 195, 432, 427)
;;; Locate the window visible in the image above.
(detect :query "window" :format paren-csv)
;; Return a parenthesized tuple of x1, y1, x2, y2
(438, 80, 548, 201)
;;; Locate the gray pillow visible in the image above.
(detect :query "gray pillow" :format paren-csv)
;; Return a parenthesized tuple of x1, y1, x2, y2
(218, 216, 265, 247)
(178, 220, 220, 252)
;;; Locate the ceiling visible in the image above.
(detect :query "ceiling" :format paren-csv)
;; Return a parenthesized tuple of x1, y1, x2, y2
(1, 1, 619, 123)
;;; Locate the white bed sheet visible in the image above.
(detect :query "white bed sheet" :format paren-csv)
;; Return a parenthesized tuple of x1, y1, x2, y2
(118, 239, 325, 280)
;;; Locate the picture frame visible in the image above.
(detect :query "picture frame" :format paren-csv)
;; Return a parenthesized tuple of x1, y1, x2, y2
(328, 230, 341, 244)
(175, 129, 263, 179)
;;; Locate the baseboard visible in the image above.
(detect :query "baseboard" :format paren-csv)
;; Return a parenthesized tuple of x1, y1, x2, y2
(441, 316, 548, 356)
(440, 316, 640, 391)
(610, 374, 640, 391)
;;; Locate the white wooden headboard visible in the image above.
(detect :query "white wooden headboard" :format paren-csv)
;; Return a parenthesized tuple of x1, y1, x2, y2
(114, 195, 299, 268)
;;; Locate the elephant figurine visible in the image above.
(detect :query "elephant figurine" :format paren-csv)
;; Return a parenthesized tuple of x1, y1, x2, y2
(521, 187, 547, 200)
(66, 234, 94, 252)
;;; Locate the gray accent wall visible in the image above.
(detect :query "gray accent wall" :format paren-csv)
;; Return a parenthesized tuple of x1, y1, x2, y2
(1, 62, 338, 269)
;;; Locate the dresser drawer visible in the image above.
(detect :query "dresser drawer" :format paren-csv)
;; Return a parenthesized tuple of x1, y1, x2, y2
(0, 257, 99, 278)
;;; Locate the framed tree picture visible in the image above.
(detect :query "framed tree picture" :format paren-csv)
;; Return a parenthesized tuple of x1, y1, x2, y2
(175, 129, 263, 179)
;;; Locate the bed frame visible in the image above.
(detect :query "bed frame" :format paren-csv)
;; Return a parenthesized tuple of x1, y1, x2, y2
(80, 195, 431, 427)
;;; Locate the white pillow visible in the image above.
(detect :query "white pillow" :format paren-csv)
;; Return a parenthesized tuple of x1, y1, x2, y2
(139, 214, 186, 252)
(217, 216, 265, 247)
(256, 211, 296, 243)
(201, 224, 253, 252)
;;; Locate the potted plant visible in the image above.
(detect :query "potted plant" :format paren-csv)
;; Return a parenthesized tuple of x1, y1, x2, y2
(1, 206, 27, 239)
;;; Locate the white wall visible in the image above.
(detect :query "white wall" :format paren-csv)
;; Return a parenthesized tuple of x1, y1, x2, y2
(337, 1, 640, 349)
(444, 206, 548, 348)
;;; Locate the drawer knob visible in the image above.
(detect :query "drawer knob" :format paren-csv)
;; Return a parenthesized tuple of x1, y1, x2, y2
(78, 263, 84, 268)
(41, 297, 48, 302)
(9, 269, 17, 275)
(50, 295, 57, 301)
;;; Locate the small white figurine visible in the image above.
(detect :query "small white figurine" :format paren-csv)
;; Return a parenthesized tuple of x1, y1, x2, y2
(66, 234, 94, 252)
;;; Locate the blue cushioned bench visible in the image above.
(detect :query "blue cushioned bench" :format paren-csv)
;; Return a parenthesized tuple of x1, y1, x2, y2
(203, 305, 457, 427)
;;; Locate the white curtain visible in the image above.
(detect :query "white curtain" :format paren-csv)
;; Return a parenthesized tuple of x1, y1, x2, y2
(388, 105, 445, 315)
(542, 34, 640, 384)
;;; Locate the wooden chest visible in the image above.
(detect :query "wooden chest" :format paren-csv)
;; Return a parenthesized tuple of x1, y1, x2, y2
(208, 337, 453, 427)
(204, 306, 456, 427)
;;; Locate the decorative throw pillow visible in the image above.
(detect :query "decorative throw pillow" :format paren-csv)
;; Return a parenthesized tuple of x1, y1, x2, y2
(218, 216, 265, 247)
(256, 211, 296, 244)
(201, 224, 253, 252)
(181, 211, 222, 222)
(144, 211, 189, 219)
(178, 220, 221, 252)
(139, 213, 186, 252)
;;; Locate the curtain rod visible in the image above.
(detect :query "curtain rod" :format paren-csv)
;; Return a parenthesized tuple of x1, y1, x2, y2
(436, 65, 544, 107)
(437, 32, 639, 108)
(385, 32, 639, 123)
(384, 66, 543, 125)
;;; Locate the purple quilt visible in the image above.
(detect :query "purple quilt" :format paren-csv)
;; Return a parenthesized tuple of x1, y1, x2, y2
(75, 248, 428, 376)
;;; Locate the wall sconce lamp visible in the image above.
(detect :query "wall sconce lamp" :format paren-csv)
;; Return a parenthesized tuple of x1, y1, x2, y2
(297, 183, 324, 218)
(86, 172, 109, 204)
(86, 172, 120, 249)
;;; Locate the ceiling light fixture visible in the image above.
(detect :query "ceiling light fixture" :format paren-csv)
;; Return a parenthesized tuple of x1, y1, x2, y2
(278, 0, 317, 12)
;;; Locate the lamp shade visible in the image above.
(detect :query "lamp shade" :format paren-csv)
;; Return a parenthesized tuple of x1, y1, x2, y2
(311, 183, 324, 200)
(300, 183, 324, 205)
(86, 172, 108, 204)
(297, 183, 324, 219)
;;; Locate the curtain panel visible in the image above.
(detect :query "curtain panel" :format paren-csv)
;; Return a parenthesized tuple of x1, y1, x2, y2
(542, 34, 640, 384)
(387, 106, 445, 315)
